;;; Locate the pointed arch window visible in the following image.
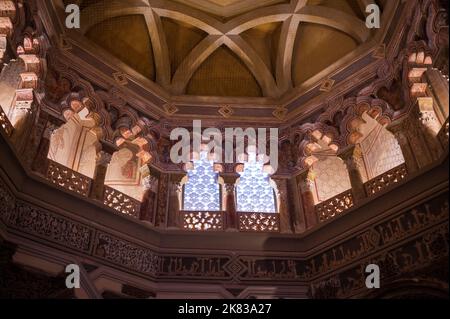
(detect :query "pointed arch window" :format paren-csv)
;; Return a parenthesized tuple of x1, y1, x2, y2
(183, 151, 221, 211)
(236, 155, 276, 213)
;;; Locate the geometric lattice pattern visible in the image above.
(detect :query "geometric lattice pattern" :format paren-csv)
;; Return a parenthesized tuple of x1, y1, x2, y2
(183, 151, 221, 211)
(239, 212, 279, 232)
(182, 211, 224, 231)
(236, 157, 276, 213)
(316, 190, 354, 222)
(46, 160, 92, 197)
(362, 127, 405, 179)
(313, 156, 352, 202)
(103, 186, 141, 219)
(365, 163, 408, 195)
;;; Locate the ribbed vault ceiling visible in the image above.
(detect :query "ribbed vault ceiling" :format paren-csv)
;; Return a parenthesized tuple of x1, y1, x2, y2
(59, 0, 381, 99)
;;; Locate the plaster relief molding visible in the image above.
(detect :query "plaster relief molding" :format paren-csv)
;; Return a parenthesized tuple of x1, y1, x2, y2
(218, 105, 234, 118)
(273, 106, 288, 120)
(58, 35, 72, 50)
(95, 150, 113, 167)
(112, 72, 129, 86)
(319, 78, 335, 93)
(372, 43, 386, 59)
(163, 103, 178, 116)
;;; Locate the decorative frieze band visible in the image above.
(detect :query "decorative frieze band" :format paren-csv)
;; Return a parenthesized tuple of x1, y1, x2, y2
(0, 175, 448, 284)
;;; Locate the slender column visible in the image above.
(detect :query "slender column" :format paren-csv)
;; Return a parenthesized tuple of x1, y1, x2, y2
(274, 178, 293, 234)
(298, 170, 318, 229)
(139, 165, 159, 224)
(0, 3, 14, 62)
(338, 145, 366, 204)
(387, 120, 419, 174)
(393, 108, 438, 168)
(288, 176, 306, 233)
(155, 173, 169, 227)
(31, 114, 63, 176)
(426, 68, 449, 123)
(28, 111, 64, 170)
(10, 105, 33, 151)
(89, 142, 116, 201)
(407, 112, 434, 167)
(167, 174, 184, 229)
(222, 175, 238, 231)
(0, 35, 5, 62)
(417, 98, 444, 160)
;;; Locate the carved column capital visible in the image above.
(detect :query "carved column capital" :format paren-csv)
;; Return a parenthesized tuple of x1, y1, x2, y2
(274, 178, 287, 196)
(224, 183, 235, 194)
(95, 150, 113, 167)
(142, 175, 158, 192)
(220, 174, 238, 195)
(95, 140, 118, 166)
(338, 145, 363, 170)
(298, 170, 315, 193)
(170, 181, 183, 194)
(140, 163, 162, 193)
(41, 112, 65, 140)
(42, 122, 57, 140)
(338, 145, 366, 202)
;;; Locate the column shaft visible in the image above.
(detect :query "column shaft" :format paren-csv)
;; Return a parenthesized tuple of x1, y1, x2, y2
(89, 143, 116, 201)
(224, 183, 238, 230)
(139, 169, 158, 224)
(31, 120, 57, 175)
(298, 171, 318, 229)
(387, 121, 419, 174)
(339, 145, 366, 204)
(274, 179, 293, 234)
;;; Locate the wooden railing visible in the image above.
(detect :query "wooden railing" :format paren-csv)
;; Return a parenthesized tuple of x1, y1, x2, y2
(46, 160, 141, 219)
(315, 190, 354, 223)
(364, 163, 408, 196)
(46, 160, 92, 197)
(103, 186, 141, 219)
(0, 105, 13, 137)
(180, 211, 225, 231)
(238, 212, 280, 232)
